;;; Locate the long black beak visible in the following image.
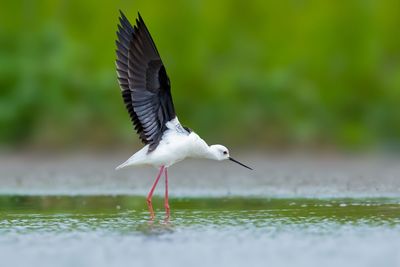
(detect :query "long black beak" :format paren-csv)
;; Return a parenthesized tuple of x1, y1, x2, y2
(229, 157, 253, 170)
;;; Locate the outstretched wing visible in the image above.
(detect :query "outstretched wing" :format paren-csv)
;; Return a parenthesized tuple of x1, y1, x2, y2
(116, 11, 176, 152)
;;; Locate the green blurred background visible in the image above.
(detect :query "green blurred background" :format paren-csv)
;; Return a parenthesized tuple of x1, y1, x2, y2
(1, 0, 400, 152)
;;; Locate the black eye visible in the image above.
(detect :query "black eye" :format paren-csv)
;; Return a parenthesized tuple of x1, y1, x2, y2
(223, 151, 228, 155)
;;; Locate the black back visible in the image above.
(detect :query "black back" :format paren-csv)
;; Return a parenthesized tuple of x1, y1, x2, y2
(116, 11, 176, 152)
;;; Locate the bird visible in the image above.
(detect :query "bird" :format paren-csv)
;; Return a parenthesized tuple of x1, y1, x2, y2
(115, 11, 252, 219)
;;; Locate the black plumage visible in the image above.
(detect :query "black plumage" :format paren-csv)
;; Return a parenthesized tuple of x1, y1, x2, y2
(116, 11, 177, 152)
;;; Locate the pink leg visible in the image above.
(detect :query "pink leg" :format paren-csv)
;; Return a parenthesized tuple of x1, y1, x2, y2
(147, 165, 165, 220)
(164, 168, 170, 218)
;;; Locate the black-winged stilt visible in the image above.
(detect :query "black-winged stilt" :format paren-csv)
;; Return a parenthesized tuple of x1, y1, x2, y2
(115, 11, 252, 219)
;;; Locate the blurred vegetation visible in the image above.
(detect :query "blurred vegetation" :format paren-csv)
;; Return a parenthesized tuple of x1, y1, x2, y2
(1, 0, 400, 151)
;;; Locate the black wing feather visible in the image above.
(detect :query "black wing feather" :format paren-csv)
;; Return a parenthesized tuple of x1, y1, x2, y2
(116, 11, 176, 152)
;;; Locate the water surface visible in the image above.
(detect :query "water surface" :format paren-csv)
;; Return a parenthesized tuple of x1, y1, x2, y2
(0, 196, 399, 267)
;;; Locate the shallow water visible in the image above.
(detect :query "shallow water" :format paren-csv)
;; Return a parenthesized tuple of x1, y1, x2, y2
(1, 196, 400, 267)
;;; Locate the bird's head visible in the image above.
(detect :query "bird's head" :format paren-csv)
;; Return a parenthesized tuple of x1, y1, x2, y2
(209, 145, 230, 160)
(209, 145, 252, 170)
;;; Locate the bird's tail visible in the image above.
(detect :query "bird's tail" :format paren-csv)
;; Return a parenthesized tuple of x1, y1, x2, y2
(115, 146, 148, 170)
(115, 161, 130, 170)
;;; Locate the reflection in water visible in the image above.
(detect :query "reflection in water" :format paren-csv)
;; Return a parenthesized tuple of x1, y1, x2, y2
(0, 196, 400, 234)
(1, 197, 400, 267)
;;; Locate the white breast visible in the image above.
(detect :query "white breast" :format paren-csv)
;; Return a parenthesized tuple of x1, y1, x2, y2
(116, 118, 209, 169)
(147, 130, 207, 167)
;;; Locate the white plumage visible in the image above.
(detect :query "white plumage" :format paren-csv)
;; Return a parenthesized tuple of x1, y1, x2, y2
(116, 118, 228, 169)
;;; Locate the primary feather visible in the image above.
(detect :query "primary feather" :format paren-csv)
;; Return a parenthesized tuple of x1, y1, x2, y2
(116, 11, 176, 152)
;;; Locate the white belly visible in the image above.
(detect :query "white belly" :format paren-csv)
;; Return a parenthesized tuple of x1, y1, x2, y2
(116, 131, 208, 169)
(147, 134, 192, 167)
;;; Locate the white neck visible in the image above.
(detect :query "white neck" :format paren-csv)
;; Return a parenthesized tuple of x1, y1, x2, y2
(190, 134, 219, 160)
(204, 146, 219, 160)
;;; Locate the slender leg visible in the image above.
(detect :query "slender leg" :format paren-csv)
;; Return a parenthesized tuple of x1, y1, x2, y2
(147, 165, 165, 220)
(164, 167, 170, 219)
